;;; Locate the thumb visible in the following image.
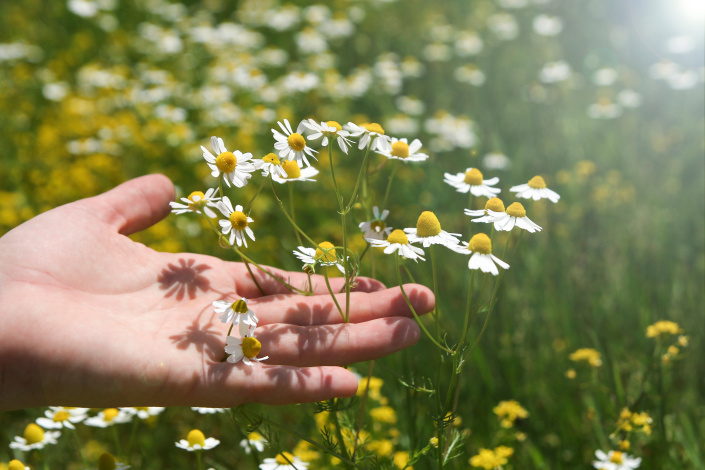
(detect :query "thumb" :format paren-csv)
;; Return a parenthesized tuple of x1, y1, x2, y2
(86, 174, 175, 235)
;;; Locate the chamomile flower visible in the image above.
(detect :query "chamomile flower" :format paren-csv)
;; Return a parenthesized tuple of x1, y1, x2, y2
(88, 453, 131, 470)
(84, 408, 132, 428)
(345, 122, 391, 151)
(260, 452, 309, 470)
(466, 197, 508, 230)
(359, 206, 392, 240)
(212, 297, 259, 337)
(9, 423, 61, 451)
(444, 168, 500, 197)
(510, 175, 560, 202)
(7, 459, 29, 470)
(368, 229, 426, 262)
(302, 119, 353, 153)
(217, 197, 255, 248)
(404, 211, 461, 248)
(492, 202, 542, 233)
(224, 325, 268, 365)
(271, 159, 319, 183)
(191, 407, 227, 414)
(377, 137, 429, 162)
(451, 233, 509, 276)
(121, 407, 165, 420)
(255, 153, 288, 178)
(293, 242, 346, 273)
(201, 136, 256, 188)
(175, 429, 220, 451)
(272, 119, 318, 167)
(592, 450, 642, 470)
(240, 431, 268, 454)
(36, 407, 89, 429)
(169, 188, 220, 218)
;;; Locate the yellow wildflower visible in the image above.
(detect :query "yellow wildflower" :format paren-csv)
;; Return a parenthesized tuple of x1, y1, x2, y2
(569, 348, 602, 367)
(493, 400, 529, 427)
(646, 321, 682, 338)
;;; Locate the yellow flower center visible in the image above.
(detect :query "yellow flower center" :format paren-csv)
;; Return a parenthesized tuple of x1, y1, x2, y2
(287, 132, 306, 152)
(275, 452, 295, 465)
(416, 211, 442, 237)
(187, 429, 206, 447)
(506, 202, 526, 218)
(325, 120, 342, 132)
(468, 233, 492, 254)
(229, 211, 248, 230)
(362, 122, 385, 134)
(262, 153, 281, 165)
(103, 408, 119, 422)
(9, 460, 26, 470)
(230, 299, 249, 314)
(282, 160, 301, 179)
(610, 451, 624, 464)
(485, 197, 505, 213)
(53, 410, 70, 422)
(97, 452, 116, 470)
(528, 175, 547, 189)
(241, 337, 262, 359)
(464, 168, 484, 185)
(315, 241, 337, 262)
(390, 141, 409, 158)
(187, 191, 206, 210)
(248, 431, 263, 441)
(387, 229, 409, 245)
(370, 220, 387, 233)
(216, 151, 237, 173)
(24, 423, 45, 445)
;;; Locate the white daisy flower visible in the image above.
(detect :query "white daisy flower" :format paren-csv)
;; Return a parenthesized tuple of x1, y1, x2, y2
(359, 206, 392, 240)
(217, 197, 255, 248)
(510, 175, 560, 202)
(345, 122, 391, 152)
(491, 202, 542, 233)
(175, 429, 220, 452)
(302, 119, 353, 154)
(404, 211, 461, 249)
(451, 233, 509, 276)
(121, 407, 165, 420)
(201, 136, 256, 188)
(272, 119, 318, 167)
(87, 453, 131, 470)
(191, 407, 227, 414)
(592, 450, 642, 470)
(9, 424, 61, 451)
(271, 159, 319, 183)
(224, 324, 269, 365)
(466, 197, 508, 230)
(212, 297, 259, 337)
(240, 431, 267, 454)
(293, 241, 346, 274)
(84, 408, 133, 428)
(443, 167, 500, 197)
(169, 188, 220, 218)
(368, 229, 426, 262)
(6, 459, 30, 470)
(376, 137, 429, 162)
(260, 452, 309, 470)
(36, 406, 89, 430)
(254, 153, 288, 179)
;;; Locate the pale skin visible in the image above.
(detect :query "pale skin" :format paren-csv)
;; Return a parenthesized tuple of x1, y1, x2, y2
(0, 174, 434, 411)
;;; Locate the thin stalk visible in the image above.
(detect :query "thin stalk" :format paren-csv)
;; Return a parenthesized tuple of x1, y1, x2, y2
(242, 256, 265, 296)
(381, 160, 399, 209)
(352, 361, 375, 459)
(111, 426, 123, 457)
(323, 268, 345, 320)
(430, 245, 442, 339)
(463, 273, 502, 363)
(196, 450, 203, 470)
(218, 173, 224, 198)
(289, 183, 303, 247)
(244, 176, 267, 213)
(458, 271, 477, 346)
(71, 428, 88, 469)
(329, 399, 352, 468)
(269, 177, 317, 247)
(345, 143, 372, 213)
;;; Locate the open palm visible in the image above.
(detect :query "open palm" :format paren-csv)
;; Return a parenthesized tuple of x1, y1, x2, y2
(0, 174, 433, 411)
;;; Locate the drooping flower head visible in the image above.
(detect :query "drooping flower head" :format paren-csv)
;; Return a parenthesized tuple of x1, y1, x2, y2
(492, 202, 542, 233)
(444, 168, 501, 197)
(345, 122, 391, 151)
(377, 137, 429, 162)
(293, 241, 346, 273)
(255, 153, 288, 179)
(271, 159, 319, 183)
(451, 233, 509, 276)
(510, 175, 560, 202)
(368, 229, 426, 262)
(302, 119, 352, 153)
(169, 188, 220, 218)
(212, 297, 259, 336)
(225, 325, 268, 365)
(217, 197, 255, 248)
(404, 211, 461, 248)
(466, 197, 507, 229)
(359, 206, 392, 240)
(175, 429, 220, 452)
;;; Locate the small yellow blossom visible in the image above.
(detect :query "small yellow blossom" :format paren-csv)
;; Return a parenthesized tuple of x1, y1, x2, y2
(618, 440, 631, 451)
(566, 368, 577, 379)
(370, 406, 397, 425)
(677, 335, 689, 347)
(367, 439, 394, 457)
(493, 400, 529, 428)
(294, 439, 320, 462)
(393, 451, 412, 469)
(470, 448, 509, 469)
(646, 320, 682, 338)
(569, 348, 602, 367)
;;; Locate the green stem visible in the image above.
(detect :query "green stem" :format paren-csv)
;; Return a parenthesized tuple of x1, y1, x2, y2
(243, 176, 268, 213)
(463, 273, 502, 363)
(430, 245, 442, 339)
(196, 450, 203, 470)
(269, 177, 317, 247)
(459, 271, 477, 346)
(71, 428, 88, 469)
(218, 173, 224, 198)
(289, 183, 303, 247)
(111, 425, 123, 457)
(242, 255, 265, 296)
(345, 143, 372, 213)
(324, 268, 345, 321)
(381, 160, 399, 209)
(329, 398, 352, 467)
(126, 418, 140, 462)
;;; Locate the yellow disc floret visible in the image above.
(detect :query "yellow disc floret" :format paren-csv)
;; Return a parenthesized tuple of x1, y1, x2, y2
(416, 211, 442, 237)
(646, 320, 682, 338)
(528, 175, 547, 189)
(187, 429, 206, 448)
(262, 153, 281, 165)
(315, 241, 337, 262)
(362, 123, 385, 134)
(464, 168, 484, 185)
(287, 133, 306, 152)
(97, 452, 116, 470)
(103, 408, 119, 422)
(275, 452, 296, 465)
(282, 160, 301, 179)
(468, 233, 492, 254)
(485, 197, 505, 213)
(188, 191, 206, 204)
(248, 431, 263, 441)
(506, 202, 526, 218)
(9, 460, 26, 470)
(241, 337, 262, 359)
(216, 152, 237, 173)
(387, 229, 409, 245)
(229, 211, 248, 231)
(370, 220, 387, 233)
(53, 410, 70, 422)
(610, 451, 624, 464)
(325, 121, 343, 132)
(390, 141, 409, 159)
(24, 423, 45, 445)
(230, 299, 249, 314)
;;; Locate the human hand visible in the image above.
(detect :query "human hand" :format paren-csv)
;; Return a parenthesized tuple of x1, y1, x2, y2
(0, 174, 434, 411)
